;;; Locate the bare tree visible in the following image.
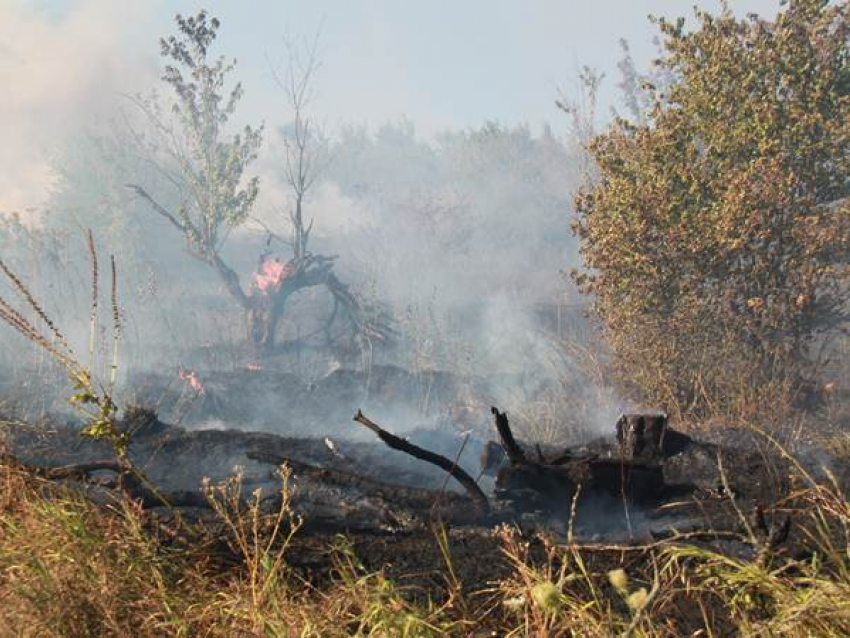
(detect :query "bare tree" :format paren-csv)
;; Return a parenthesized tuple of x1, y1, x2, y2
(272, 34, 325, 261)
(127, 12, 391, 355)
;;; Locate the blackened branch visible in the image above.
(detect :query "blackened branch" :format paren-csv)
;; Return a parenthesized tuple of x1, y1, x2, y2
(352, 410, 490, 514)
(490, 407, 526, 465)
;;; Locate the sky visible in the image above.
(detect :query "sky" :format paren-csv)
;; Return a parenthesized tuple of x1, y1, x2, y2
(1, 0, 782, 213)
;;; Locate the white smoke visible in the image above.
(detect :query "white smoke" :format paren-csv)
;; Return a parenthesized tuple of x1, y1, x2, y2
(0, 0, 157, 215)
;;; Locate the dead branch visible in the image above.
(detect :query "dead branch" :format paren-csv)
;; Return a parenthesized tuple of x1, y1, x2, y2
(1, 453, 212, 510)
(126, 183, 250, 309)
(125, 184, 186, 232)
(1, 455, 122, 479)
(352, 410, 490, 514)
(570, 528, 752, 553)
(490, 407, 526, 465)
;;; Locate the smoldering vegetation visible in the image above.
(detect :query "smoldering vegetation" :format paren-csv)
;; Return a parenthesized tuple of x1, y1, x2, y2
(0, 112, 621, 447)
(0, 1, 845, 535)
(0, 3, 848, 635)
(0, 114, 629, 531)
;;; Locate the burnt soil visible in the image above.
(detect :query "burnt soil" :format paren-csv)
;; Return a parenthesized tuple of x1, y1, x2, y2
(3, 365, 847, 635)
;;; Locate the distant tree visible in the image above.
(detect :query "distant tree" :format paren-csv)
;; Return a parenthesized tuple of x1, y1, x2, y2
(572, 0, 849, 417)
(323, 119, 582, 319)
(127, 12, 390, 354)
(47, 122, 187, 276)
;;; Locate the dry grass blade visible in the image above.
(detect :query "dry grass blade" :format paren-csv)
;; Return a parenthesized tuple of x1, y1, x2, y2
(109, 254, 121, 389)
(87, 229, 99, 370)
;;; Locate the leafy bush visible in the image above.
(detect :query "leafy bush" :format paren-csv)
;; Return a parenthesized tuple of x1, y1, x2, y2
(573, 0, 849, 419)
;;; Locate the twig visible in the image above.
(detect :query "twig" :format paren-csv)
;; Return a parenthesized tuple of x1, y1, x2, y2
(567, 529, 751, 553)
(718, 451, 758, 544)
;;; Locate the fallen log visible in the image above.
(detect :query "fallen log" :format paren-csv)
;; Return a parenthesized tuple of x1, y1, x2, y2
(353, 410, 490, 515)
(247, 449, 473, 508)
(1, 453, 211, 510)
(0, 455, 122, 479)
(247, 449, 480, 525)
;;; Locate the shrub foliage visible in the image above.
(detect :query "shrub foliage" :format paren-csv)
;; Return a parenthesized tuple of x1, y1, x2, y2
(574, 0, 849, 417)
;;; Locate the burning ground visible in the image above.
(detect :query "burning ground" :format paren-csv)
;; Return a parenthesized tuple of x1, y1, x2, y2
(0, 370, 850, 635)
(0, 244, 847, 634)
(1, 1, 849, 634)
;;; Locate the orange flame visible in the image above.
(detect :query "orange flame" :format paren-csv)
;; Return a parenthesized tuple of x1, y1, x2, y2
(253, 257, 293, 295)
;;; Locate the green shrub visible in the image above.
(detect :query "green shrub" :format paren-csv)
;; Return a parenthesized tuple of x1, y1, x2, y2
(573, 0, 849, 419)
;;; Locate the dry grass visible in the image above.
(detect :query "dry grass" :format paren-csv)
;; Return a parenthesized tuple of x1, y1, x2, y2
(1, 432, 848, 637)
(0, 462, 201, 636)
(504, 337, 619, 446)
(0, 236, 847, 635)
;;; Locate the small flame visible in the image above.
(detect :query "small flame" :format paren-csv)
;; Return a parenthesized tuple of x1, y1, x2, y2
(253, 257, 294, 295)
(178, 366, 205, 395)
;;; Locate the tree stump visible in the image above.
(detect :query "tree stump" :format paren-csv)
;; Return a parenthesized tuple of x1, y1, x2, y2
(616, 413, 668, 461)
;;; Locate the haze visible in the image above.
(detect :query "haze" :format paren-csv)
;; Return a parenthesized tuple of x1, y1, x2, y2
(2, 0, 778, 213)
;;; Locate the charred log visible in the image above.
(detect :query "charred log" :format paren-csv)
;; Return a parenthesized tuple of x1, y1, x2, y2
(491, 407, 526, 465)
(1, 454, 122, 480)
(247, 449, 480, 524)
(1, 453, 211, 510)
(121, 405, 168, 438)
(117, 473, 212, 510)
(488, 408, 668, 515)
(616, 413, 668, 460)
(479, 440, 508, 476)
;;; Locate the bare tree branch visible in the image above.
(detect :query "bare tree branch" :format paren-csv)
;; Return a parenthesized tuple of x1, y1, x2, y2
(352, 410, 490, 514)
(125, 183, 186, 232)
(270, 31, 325, 259)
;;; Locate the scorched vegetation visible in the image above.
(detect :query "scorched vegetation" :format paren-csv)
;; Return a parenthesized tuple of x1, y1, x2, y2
(0, 1, 848, 636)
